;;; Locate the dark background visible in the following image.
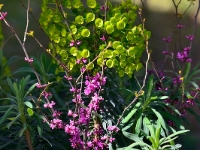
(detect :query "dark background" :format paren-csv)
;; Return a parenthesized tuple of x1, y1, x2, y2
(1, 0, 200, 149)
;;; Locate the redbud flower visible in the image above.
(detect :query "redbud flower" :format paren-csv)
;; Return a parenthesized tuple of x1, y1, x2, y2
(100, 35, 106, 41)
(36, 83, 47, 88)
(162, 36, 171, 43)
(0, 12, 7, 20)
(53, 110, 62, 117)
(25, 57, 33, 63)
(42, 91, 52, 99)
(177, 24, 185, 28)
(64, 75, 72, 81)
(70, 40, 81, 47)
(50, 118, 63, 129)
(186, 35, 194, 41)
(107, 125, 120, 132)
(173, 75, 182, 84)
(44, 101, 55, 108)
(100, 5, 110, 10)
(68, 110, 73, 116)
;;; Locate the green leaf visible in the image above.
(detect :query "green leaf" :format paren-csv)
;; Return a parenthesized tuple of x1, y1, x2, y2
(153, 101, 181, 116)
(0, 106, 14, 125)
(143, 117, 155, 139)
(24, 82, 36, 100)
(123, 131, 144, 142)
(145, 75, 154, 101)
(183, 62, 191, 82)
(19, 125, 27, 137)
(6, 113, 21, 129)
(122, 102, 141, 124)
(124, 142, 152, 150)
(0, 140, 15, 149)
(7, 77, 16, 95)
(27, 108, 34, 116)
(151, 108, 168, 134)
(162, 130, 189, 143)
(135, 114, 142, 134)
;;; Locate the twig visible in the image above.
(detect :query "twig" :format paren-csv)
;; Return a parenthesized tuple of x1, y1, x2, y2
(23, 0, 30, 46)
(75, 43, 111, 83)
(0, 13, 41, 85)
(116, 9, 150, 126)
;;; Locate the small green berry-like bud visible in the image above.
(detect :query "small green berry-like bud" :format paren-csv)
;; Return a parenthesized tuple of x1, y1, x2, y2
(81, 29, 90, 37)
(106, 25, 114, 34)
(117, 20, 126, 30)
(86, 0, 97, 8)
(95, 18, 103, 28)
(75, 15, 84, 24)
(86, 13, 95, 23)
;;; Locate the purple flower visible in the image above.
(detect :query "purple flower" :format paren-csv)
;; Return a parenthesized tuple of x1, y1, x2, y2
(44, 101, 55, 108)
(162, 36, 171, 43)
(70, 40, 81, 47)
(107, 125, 120, 132)
(42, 91, 52, 99)
(186, 35, 194, 41)
(25, 57, 33, 63)
(183, 47, 191, 51)
(100, 35, 106, 41)
(0, 12, 7, 20)
(53, 110, 62, 117)
(100, 5, 110, 10)
(49, 118, 63, 129)
(87, 141, 93, 147)
(177, 51, 192, 62)
(173, 75, 182, 84)
(36, 83, 47, 88)
(84, 73, 106, 95)
(186, 99, 194, 105)
(64, 75, 72, 81)
(177, 24, 185, 28)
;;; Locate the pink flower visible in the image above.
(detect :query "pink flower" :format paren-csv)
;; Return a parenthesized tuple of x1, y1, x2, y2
(177, 24, 185, 28)
(42, 91, 52, 99)
(53, 110, 62, 117)
(25, 57, 33, 63)
(162, 36, 171, 43)
(36, 83, 47, 88)
(64, 75, 72, 81)
(186, 35, 194, 41)
(0, 12, 7, 20)
(107, 125, 119, 132)
(50, 118, 63, 129)
(44, 101, 55, 108)
(68, 110, 73, 116)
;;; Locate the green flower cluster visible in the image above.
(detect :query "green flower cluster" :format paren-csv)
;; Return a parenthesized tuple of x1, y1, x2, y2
(39, 0, 151, 77)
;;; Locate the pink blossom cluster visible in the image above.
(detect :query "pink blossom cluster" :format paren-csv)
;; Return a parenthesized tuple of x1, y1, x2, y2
(64, 72, 119, 149)
(84, 72, 106, 95)
(41, 72, 119, 149)
(164, 98, 195, 116)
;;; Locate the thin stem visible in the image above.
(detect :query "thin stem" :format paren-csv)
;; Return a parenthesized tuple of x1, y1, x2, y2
(0, 13, 41, 85)
(23, 0, 30, 46)
(116, 9, 150, 126)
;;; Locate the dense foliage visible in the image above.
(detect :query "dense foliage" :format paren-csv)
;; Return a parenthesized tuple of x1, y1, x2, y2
(0, 0, 200, 150)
